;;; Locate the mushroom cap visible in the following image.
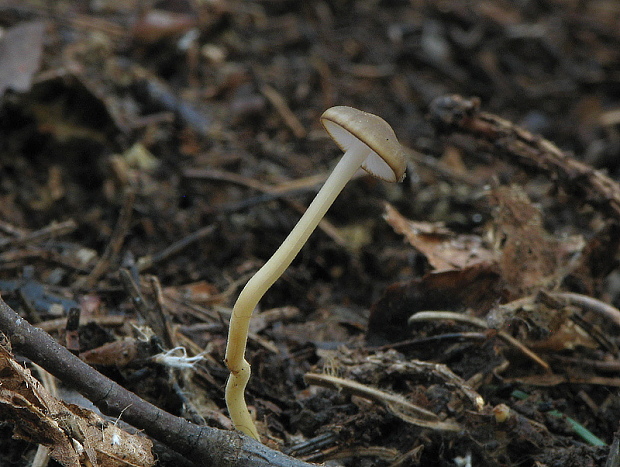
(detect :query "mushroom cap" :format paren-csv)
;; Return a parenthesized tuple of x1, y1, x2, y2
(320, 106, 407, 182)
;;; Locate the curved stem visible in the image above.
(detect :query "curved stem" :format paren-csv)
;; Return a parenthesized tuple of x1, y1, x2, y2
(224, 140, 370, 439)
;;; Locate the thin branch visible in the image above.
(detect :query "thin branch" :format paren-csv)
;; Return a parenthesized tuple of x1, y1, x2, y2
(428, 94, 620, 220)
(136, 225, 216, 272)
(552, 292, 620, 329)
(0, 295, 316, 467)
(260, 84, 306, 139)
(182, 167, 350, 245)
(304, 373, 461, 432)
(408, 310, 550, 371)
(0, 219, 77, 249)
(75, 190, 135, 289)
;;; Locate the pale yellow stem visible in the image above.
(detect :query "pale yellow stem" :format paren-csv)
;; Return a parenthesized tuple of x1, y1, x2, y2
(224, 140, 371, 439)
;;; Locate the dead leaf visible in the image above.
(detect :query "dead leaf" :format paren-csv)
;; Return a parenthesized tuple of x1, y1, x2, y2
(384, 202, 494, 272)
(489, 185, 584, 297)
(0, 344, 154, 467)
(80, 338, 144, 367)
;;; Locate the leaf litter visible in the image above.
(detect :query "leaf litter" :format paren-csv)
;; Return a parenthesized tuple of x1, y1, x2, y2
(2, 1, 620, 466)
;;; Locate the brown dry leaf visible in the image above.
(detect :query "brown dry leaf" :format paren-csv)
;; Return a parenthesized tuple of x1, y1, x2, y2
(384, 202, 494, 272)
(80, 338, 143, 367)
(490, 185, 584, 297)
(0, 344, 154, 467)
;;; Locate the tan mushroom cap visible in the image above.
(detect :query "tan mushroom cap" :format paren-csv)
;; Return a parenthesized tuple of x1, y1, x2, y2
(320, 106, 407, 182)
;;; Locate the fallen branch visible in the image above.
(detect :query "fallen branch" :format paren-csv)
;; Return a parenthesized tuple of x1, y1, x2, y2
(0, 295, 316, 467)
(428, 94, 620, 221)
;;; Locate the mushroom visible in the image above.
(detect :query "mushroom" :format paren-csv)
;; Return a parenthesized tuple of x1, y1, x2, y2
(224, 106, 407, 440)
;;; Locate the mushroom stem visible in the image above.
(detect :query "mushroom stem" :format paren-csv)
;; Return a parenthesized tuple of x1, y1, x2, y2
(225, 139, 371, 439)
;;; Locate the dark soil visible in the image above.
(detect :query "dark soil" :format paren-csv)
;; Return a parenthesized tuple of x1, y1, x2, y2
(1, 1, 620, 466)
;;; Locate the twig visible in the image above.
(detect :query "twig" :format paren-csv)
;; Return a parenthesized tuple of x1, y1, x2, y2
(408, 310, 550, 371)
(183, 167, 349, 246)
(119, 269, 171, 349)
(137, 225, 216, 272)
(552, 292, 620, 329)
(260, 84, 306, 138)
(75, 191, 135, 289)
(403, 147, 480, 186)
(284, 432, 339, 457)
(428, 94, 620, 220)
(0, 295, 316, 467)
(370, 332, 488, 352)
(505, 373, 620, 387)
(0, 219, 30, 238)
(550, 354, 620, 373)
(183, 167, 275, 192)
(304, 372, 461, 432)
(0, 248, 91, 273)
(148, 275, 175, 349)
(0, 219, 77, 249)
(327, 445, 400, 463)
